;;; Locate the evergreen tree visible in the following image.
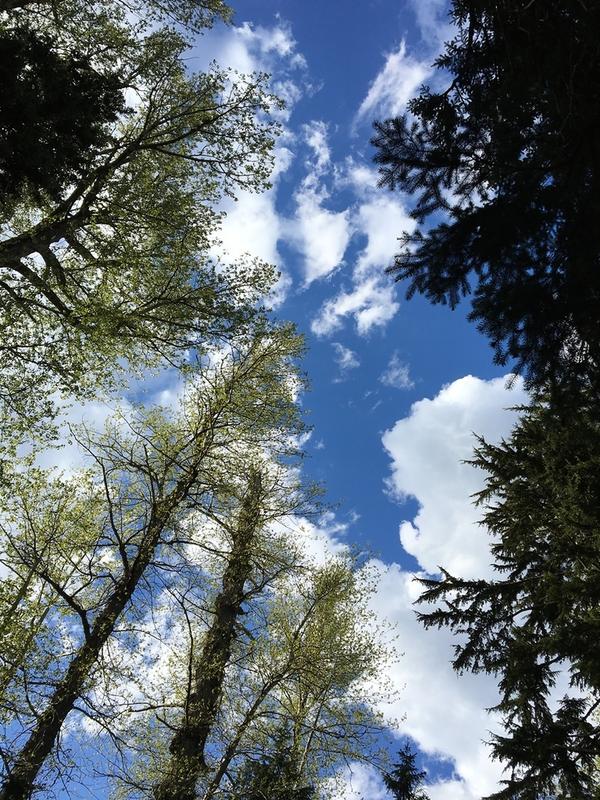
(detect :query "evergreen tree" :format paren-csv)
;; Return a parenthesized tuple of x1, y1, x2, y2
(417, 393, 600, 799)
(371, 0, 600, 391)
(232, 729, 315, 800)
(382, 744, 429, 800)
(0, 25, 125, 208)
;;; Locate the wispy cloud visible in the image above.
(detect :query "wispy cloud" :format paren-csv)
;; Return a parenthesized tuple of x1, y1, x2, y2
(355, 40, 430, 123)
(380, 352, 414, 390)
(312, 278, 399, 337)
(332, 342, 360, 377)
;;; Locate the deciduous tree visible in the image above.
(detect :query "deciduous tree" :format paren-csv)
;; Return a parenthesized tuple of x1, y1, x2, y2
(0, 0, 279, 439)
(0, 324, 304, 800)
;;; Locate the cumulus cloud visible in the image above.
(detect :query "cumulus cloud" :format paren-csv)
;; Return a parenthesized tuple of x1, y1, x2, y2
(380, 352, 414, 390)
(367, 561, 504, 799)
(354, 194, 415, 278)
(332, 763, 389, 800)
(298, 375, 529, 798)
(311, 277, 399, 336)
(284, 121, 353, 286)
(217, 145, 294, 306)
(291, 506, 505, 799)
(382, 374, 527, 578)
(356, 41, 430, 123)
(310, 162, 414, 337)
(290, 181, 353, 285)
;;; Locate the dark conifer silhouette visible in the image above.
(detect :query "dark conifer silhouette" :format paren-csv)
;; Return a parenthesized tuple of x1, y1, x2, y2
(372, 0, 600, 392)
(382, 744, 429, 800)
(418, 394, 600, 799)
(0, 26, 124, 207)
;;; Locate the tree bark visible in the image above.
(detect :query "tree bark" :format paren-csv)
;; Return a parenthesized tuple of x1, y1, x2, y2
(0, 472, 198, 800)
(154, 470, 263, 800)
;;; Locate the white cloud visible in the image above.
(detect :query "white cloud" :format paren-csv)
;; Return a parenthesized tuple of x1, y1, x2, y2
(382, 374, 527, 578)
(332, 763, 389, 800)
(367, 562, 505, 799)
(380, 352, 414, 390)
(407, 0, 455, 48)
(356, 40, 430, 123)
(196, 18, 306, 76)
(332, 342, 360, 379)
(195, 19, 309, 305)
(283, 122, 353, 286)
(339, 157, 380, 195)
(290, 181, 353, 285)
(217, 146, 293, 306)
(287, 375, 531, 798)
(311, 277, 399, 337)
(303, 120, 331, 172)
(427, 780, 480, 800)
(293, 505, 506, 799)
(354, 194, 415, 278)
(310, 164, 414, 337)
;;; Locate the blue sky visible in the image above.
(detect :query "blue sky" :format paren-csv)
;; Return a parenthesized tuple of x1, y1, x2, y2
(173, 3, 536, 798)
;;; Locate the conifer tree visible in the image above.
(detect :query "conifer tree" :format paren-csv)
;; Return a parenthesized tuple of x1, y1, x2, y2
(372, 0, 600, 392)
(382, 744, 429, 800)
(418, 394, 600, 799)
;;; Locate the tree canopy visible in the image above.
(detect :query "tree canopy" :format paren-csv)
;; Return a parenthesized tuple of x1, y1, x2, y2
(372, 0, 600, 391)
(0, 0, 279, 441)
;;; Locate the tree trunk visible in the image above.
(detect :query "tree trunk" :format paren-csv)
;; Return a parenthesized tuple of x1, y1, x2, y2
(154, 470, 263, 800)
(0, 473, 197, 800)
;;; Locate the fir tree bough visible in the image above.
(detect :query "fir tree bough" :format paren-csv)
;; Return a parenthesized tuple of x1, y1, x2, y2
(417, 395, 600, 799)
(372, 0, 600, 392)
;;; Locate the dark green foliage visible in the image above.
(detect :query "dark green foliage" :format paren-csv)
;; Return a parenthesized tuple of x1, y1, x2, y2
(0, 26, 124, 206)
(417, 394, 600, 799)
(232, 737, 315, 800)
(372, 0, 600, 390)
(382, 744, 429, 800)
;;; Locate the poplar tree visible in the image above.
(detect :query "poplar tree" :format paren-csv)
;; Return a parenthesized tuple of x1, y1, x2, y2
(0, 325, 304, 800)
(0, 0, 279, 438)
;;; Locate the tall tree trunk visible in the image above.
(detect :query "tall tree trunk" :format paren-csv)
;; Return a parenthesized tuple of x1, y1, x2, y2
(0, 471, 198, 800)
(154, 470, 263, 800)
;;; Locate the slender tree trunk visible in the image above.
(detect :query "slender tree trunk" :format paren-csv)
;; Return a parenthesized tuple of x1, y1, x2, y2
(154, 470, 263, 800)
(0, 473, 197, 800)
